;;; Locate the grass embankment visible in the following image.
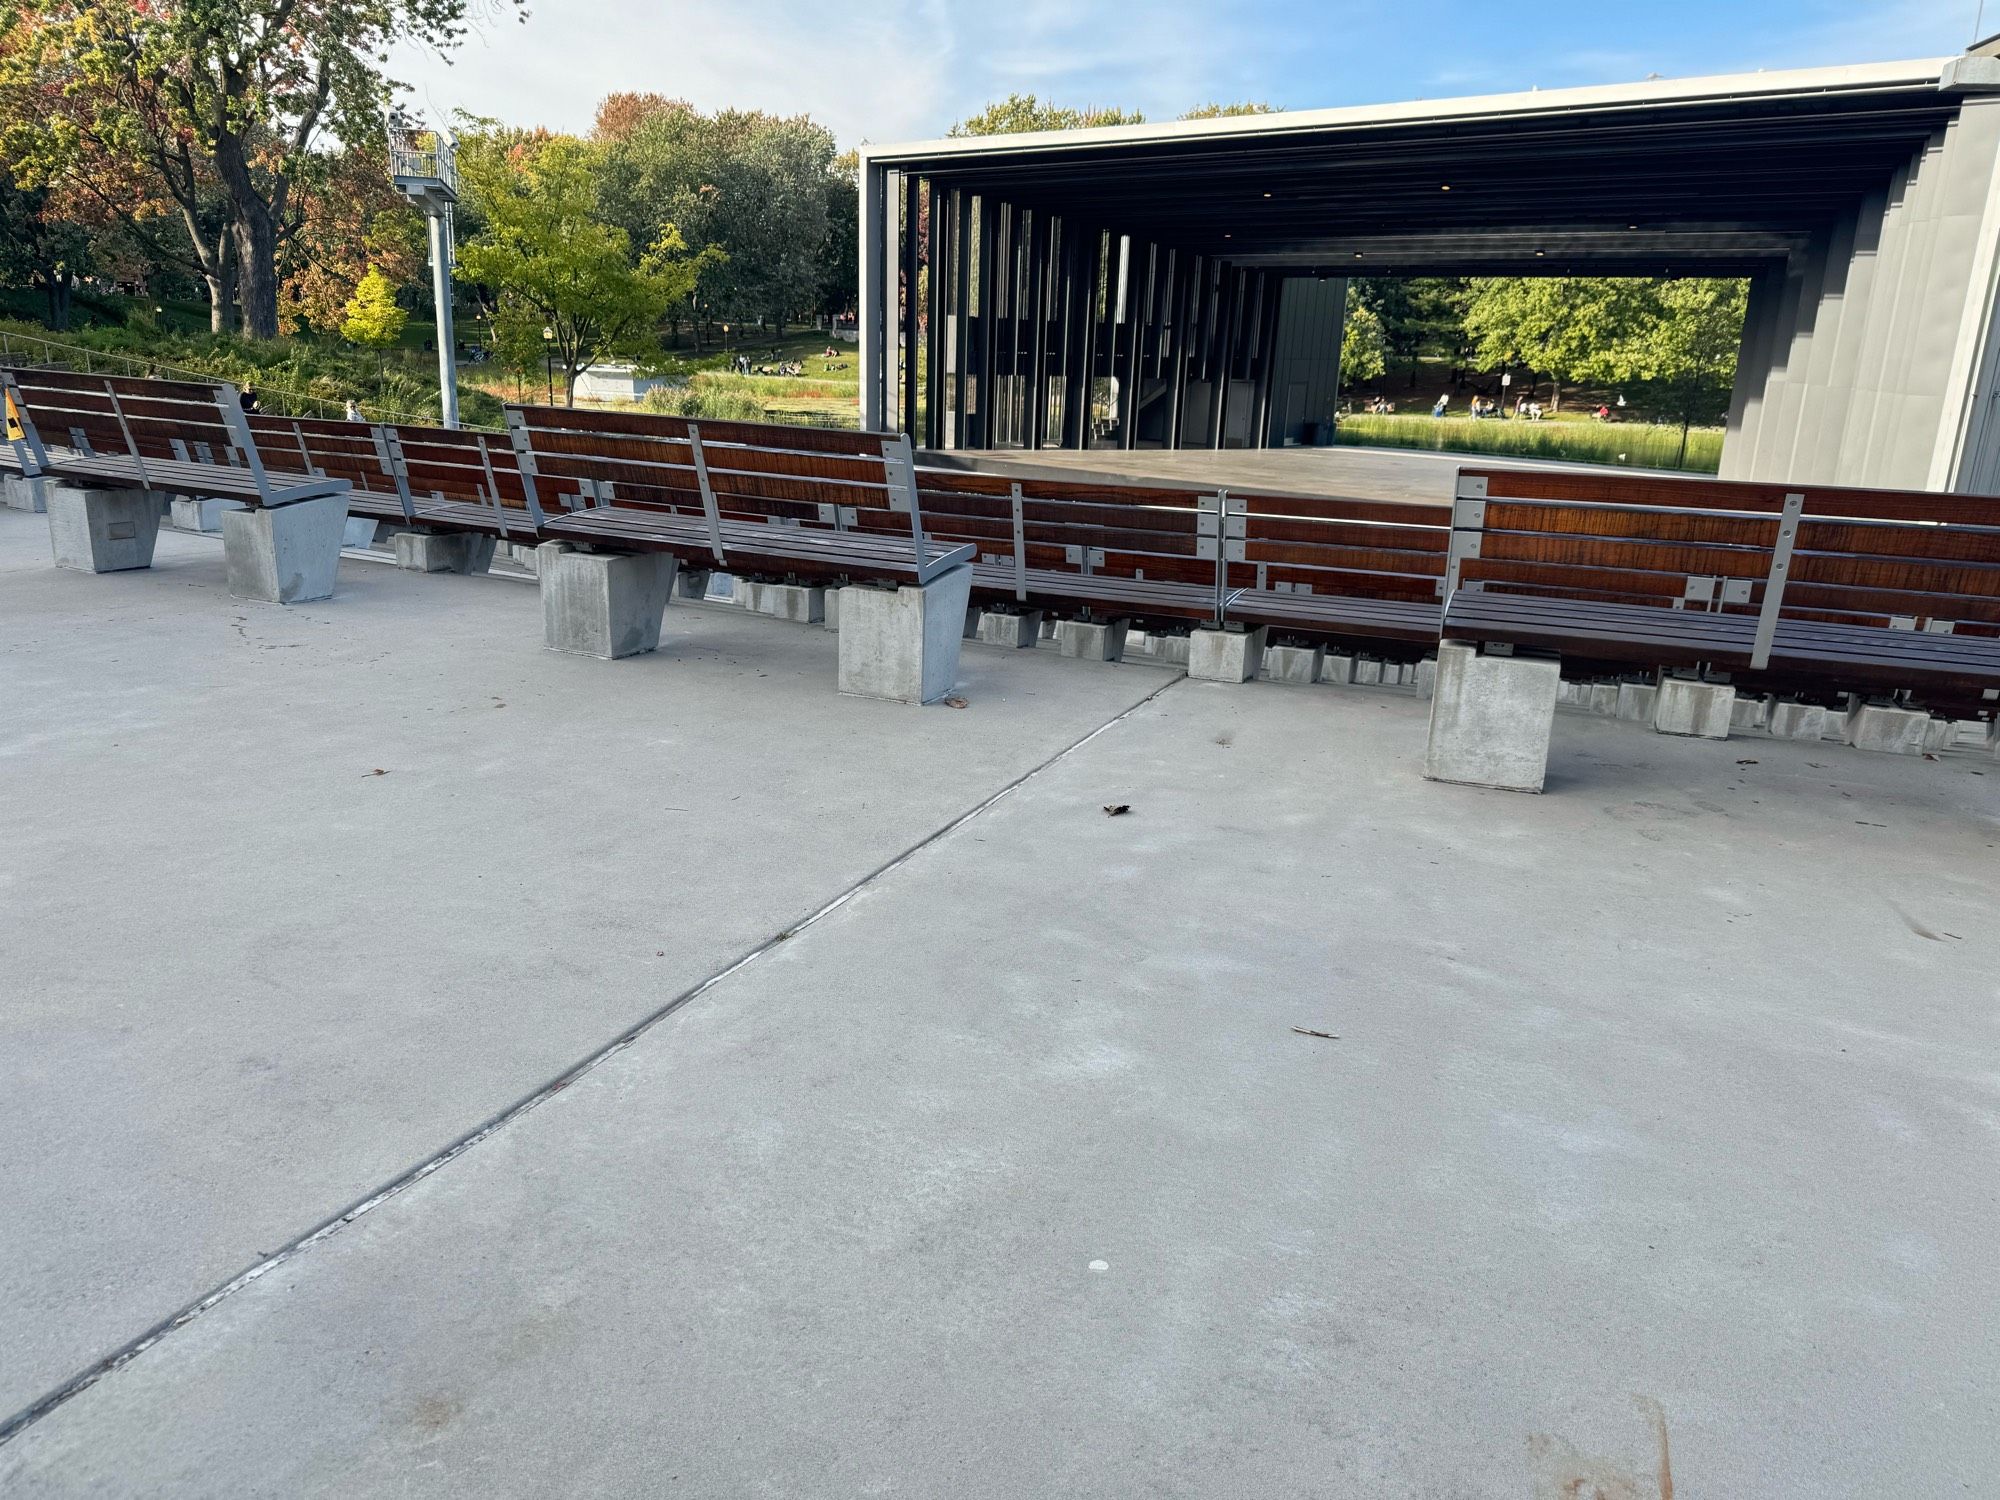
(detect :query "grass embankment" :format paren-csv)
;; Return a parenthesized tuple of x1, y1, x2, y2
(0, 317, 502, 427)
(1335, 412, 1723, 473)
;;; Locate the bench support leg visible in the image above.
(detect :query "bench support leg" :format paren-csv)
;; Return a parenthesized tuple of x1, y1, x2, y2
(823, 586, 842, 631)
(4, 474, 52, 513)
(1766, 700, 1827, 740)
(343, 518, 379, 550)
(1844, 703, 1930, 756)
(223, 494, 349, 604)
(1056, 618, 1130, 662)
(48, 486, 165, 574)
(739, 580, 825, 623)
(538, 543, 676, 659)
(1423, 639, 1561, 794)
(1414, 656, 1438, 700)
(1652, 676, 1734, 739)
(1261, 642, 1321, 683)
(976, 608, 1042, 648)
(1189, 625, 1267, 682)
(394, 531, 495, 575)
(838, 564, 974, 704)
(169, 496, 244, 533)
(677, 568, 712, 600)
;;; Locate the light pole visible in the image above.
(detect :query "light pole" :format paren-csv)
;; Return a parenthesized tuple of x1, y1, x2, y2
(387, 111, 460, 429)
(542, 326, 555, 407)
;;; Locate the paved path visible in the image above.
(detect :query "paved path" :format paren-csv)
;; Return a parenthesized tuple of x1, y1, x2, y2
(2, 508, 1997, 1496)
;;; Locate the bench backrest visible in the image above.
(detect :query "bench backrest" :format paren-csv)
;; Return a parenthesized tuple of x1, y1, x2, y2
(1451, 467, 2000, 653)
(6, 367, 254, 478)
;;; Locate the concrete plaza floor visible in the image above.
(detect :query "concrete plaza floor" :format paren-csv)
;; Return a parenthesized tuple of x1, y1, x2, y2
(2, 507, 1997, 1496)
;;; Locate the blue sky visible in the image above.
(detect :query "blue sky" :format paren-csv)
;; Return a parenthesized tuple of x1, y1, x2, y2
(390, 0, 1989, 147)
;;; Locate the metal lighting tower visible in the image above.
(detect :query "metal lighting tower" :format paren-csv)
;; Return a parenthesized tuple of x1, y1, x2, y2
(388, 112, 459, 428)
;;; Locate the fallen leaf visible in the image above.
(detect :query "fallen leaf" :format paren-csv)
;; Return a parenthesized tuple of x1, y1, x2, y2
(1855, 820, 1887, 828)
(943, 696, 969, 709)
(1735, 759, 1758, 765)
(1292, 1027, 1338, 1040)
(365, 768, 389, 777)
(1922, 752, 1939, 761)
(1102, 803, 1131, 816)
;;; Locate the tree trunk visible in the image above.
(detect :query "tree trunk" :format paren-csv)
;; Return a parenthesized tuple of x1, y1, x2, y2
(233, 208, 280, 340)
(1677, 413, 1691, 469)
(42, 272, 72, 331)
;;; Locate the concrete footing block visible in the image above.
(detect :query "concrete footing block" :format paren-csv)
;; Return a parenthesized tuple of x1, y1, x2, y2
(1319, 653, 1354, 685)
(1415, 657, 1439, 700)
(823, 586, 842, 631)
(1921, 717, 1959, 752)
(4, 474, 52, 513)
(1766, 702, 1828, 740)
(538, 542, 676, 658)
(677, 568, 712, 600)
(1845, 703, 1930, 755)
(1144, 634, 1192, 665)
(342, 518, 379, 550)
(1261, 642, 1323, 684)
(739, 579, 825, 624)
(1729, 696, 1771, 734)
(1615, 682, 1658, 722)
(1352, 658, 1384, 686)
(48, 486, 164, 573)
(222, 495, 349, 603)
(1584, 683, 1620, 716)
(976, 609, 1042, 648)
(1423, 640, 1561, 794)
(394, 530, 496, 575)
(1188, 626, 1268, 683)
(168, 496, 245, 533)
(1056, 618, 1129, 661)
(1653, 677, 1735, 739)
(837, 564, 973, 704)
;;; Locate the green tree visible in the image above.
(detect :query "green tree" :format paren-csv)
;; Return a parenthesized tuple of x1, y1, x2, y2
(456, 133, 722, 405)
(1590, 278, 1747, 464)
(1460, 276, 1649, 410)
(1342, 289, 1387, 384)
(2, 0, 516, 339)
(949, 94, 1145, 136)
(1354, 277, 1466, 387)
(0, 168, 94, 328)
(1179, 102, 1276, 119)
(340, 265, 406, 369)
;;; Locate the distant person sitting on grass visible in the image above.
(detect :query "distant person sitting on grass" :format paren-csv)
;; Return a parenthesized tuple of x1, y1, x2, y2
(1432, 394, 1449, 418)
(1594, 403, 1612, 421)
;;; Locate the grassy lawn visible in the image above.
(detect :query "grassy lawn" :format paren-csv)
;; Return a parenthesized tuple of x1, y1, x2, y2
(1335, 412, 1723, 473)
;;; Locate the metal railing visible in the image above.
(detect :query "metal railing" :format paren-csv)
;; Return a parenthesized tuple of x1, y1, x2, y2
(387, 126, 457, 195)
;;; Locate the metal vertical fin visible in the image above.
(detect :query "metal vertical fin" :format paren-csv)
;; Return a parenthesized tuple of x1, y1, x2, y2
(881, 432, 929, 575)
(213, 384, 274, 505)
(1749, 491, 1805, 671)
(1010, 482, 1027, 601)
(475, 433, 510, 537)
(503, 408, 544, 527)
(687, 422, 729, 567)
(103, 379, 151, 489)
(374, 425, 416, 523)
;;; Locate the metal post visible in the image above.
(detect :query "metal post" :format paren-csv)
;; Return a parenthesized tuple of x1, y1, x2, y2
(951, 189, 971, 449)
(1120, 242, 1152, 449)
(857, 152, 886, 432)
(901, 173, 921, 438)
(687, 422, 729, 566)
(426, 209, 458, 429)
(1167, 255, 1195, 449)
(1207, 267, 1242, 449)
(925, 185, 947, 450)
(1749, 491, 1805, 670)
(1027, 213, 1052, 449)
(976, 196, 998, 449)
(1010, 482, 1028, 601)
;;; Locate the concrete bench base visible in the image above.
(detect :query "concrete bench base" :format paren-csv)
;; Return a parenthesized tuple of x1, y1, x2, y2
(394, 531, 495, 575)
(1189, 626, 1267, 682)
(4, 474, 52, 513)
(538, 543, 677, 659)
(976, 609, 1042, 648)
(1653, 677, 1734, 738)
(1767, 701, 1828, 740)
(1319, 652, 1354, 685)
(343, 518, 379, 550)
(838, 565, 974, 704)
(1615, 682, 1657, 722)
(677, 568, 712, 600)
(48, 486, 164, 574)
(168, 496, 244, 533)
(739, 580, 824, 624)
(1423, 640, 1561, 794)
(1846, 703, 1930, 755)
(823, 587, 842, 631)
(223, 495, 349, 604)
(1261, 642, 1322, 683)
(1056, 619, 1129, 662)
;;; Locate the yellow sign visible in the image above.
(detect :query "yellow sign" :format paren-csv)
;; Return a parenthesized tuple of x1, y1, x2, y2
(3, 389, 22, 444)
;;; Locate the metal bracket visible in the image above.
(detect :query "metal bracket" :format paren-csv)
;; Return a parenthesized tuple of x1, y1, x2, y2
(193, 441, 213, 465)
(374, 426, 417, 523)
(815, 502, 858, 531)
(171, 438, 190, 463)
(476, 433, 512, 537)
(1748, 490, 1804, 671)
(212, 384, 275, 505)
(103, 379, 151, 490)
(1064, 544, 1107, 575)
(503, 409, 545, 527)
(1443, 529, 1482, 599)
(72, 428, 95, 456)
(688, 422, 729, 567)
(1454, 472, 1490, 501)
(1720, 578, 1753, 606)
(291, 421, 315, 478)
(1010, 482, 1028, 602)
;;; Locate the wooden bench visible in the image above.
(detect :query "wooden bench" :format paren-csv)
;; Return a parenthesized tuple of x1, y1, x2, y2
(502, 404, 975, 700)
(907, 467, 1448, 671)
(3, 367, 353, 601)
(1425, 466, 2000, 790)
